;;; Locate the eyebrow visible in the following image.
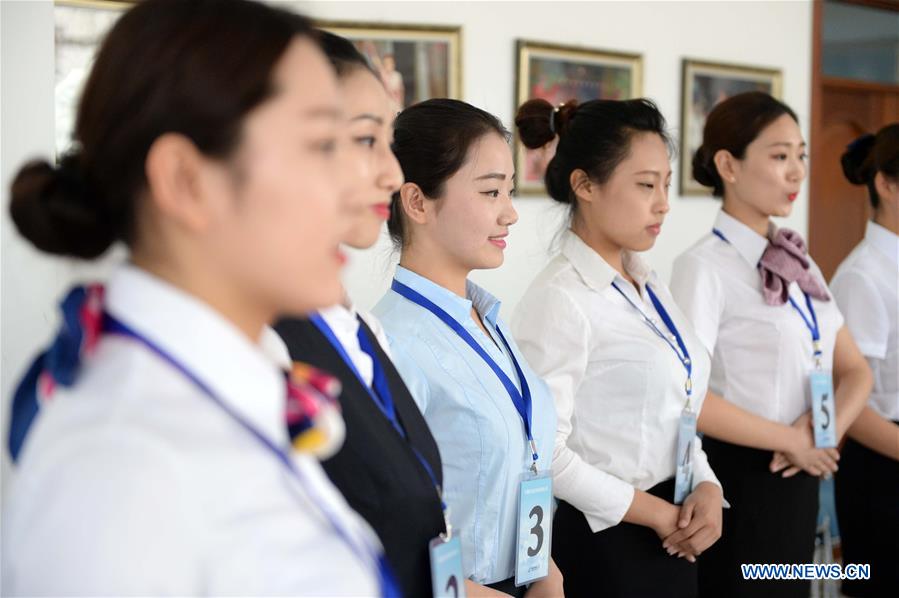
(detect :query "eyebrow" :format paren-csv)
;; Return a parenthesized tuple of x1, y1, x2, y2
(633, 170, 672, 177)
(474, 172, 510, 181)
(350, 113, 384, 125)
(766, 141, 807, 148)
(304, 106, 342, 119)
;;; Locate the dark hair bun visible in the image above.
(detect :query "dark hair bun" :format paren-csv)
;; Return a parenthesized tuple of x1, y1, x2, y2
(9, 153, 115, 258)
(841, 133, 876, 185)
(515, 98, 578, 149)
(691, 145, 723, 194)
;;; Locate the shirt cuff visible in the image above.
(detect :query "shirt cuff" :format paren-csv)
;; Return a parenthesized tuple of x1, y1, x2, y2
(579, 478, 635, 533)
(692, 439, 730, 509)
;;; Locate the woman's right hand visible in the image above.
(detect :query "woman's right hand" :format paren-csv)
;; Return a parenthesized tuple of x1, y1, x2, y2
(771, 411, 840, 477)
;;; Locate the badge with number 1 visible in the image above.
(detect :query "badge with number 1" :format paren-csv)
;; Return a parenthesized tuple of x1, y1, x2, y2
(810, 370, 837, 448)
(515, 472, 553, 586)
(430, 534, 466, 598)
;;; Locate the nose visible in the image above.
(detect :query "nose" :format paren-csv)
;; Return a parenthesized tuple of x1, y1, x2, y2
(500, 192, 519, 227)
(788, 155, 807, 184)
(379, 145, 404, 193)
(654, 185, 670, 215)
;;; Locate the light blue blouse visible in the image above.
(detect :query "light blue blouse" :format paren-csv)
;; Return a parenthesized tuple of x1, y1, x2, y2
(373, 266, 556, 585)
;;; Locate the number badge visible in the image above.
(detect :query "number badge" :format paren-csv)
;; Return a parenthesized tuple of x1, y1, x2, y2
(430, 534, 466, 598)
(810, 370, 837, 448)
(674, 408, 697, 504)
(515, 473, 553, 586)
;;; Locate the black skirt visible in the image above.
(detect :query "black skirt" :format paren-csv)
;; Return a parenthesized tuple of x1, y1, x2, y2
(553, 478, 698, 598)
(698, 437, 818, 598)
(835, 433, 899, 597)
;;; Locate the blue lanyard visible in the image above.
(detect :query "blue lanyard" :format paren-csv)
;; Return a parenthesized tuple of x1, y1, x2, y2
(610, 282, 694, 405)
(390, 280, 539, 474)
(788, 294, 822, 363)
(309, 312, 447, 515)
(310, 313, 402, 435)
(712, 227, 822, 363)
(102, 313, 399, 598)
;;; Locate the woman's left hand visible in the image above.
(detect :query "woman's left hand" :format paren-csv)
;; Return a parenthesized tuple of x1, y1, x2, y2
(661, 482, 723, 562)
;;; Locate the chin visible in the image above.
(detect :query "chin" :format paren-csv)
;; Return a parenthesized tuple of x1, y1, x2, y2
(344, 223, 383, 250)
(473, 253, 504, 271)
(630, 236, 656, 253)
(771, 203, 794, 218)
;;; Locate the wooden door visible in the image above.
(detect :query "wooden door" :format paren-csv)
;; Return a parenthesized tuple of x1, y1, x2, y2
(809, 81, 899, 281)
(809, 0, 899, 281)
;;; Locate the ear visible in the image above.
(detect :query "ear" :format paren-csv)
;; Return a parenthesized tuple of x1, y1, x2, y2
(569, 168, 595, 204)
(398, 182, 430, 225)
(144, 133, 216, 233)
(874, 171, 898, 203)
(713, 149, 738, 185)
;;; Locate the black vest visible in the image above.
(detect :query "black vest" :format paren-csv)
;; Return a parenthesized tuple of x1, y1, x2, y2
(273, 315, 445, 598)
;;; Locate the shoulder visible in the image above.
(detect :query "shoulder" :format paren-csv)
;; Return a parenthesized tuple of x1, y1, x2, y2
(672, 235, 725, 276)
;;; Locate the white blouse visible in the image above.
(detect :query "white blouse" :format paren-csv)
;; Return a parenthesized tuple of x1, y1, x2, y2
(2, 265, 381, 597)
(670, 210, 844, 425)
(831, 221, 899, 421)
(263, 300, 392, 385)
(511, 231, 721, 533)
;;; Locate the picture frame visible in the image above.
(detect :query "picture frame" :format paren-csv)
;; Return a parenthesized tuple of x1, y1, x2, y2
(54, 0, 131, 156)
(317, 21, 462, 112)
(680, 59, 783, 196)
(514, 40, 642, 196)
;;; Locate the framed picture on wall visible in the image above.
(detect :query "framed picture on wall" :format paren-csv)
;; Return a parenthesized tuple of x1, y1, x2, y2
(514, 40, 642, 196)
(54, 0, 131, 157)
(317, 21, 462, 112)
(680, 59, 783, 196)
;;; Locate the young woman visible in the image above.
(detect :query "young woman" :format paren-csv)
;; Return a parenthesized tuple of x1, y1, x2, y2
(512, 97, 724, 598)
(268, 32, 448, 598)
(2, 2, 393, 595)
(831, 124, 899, 597)
(373, 99, 563, 598)
(670, 91, 872, 597)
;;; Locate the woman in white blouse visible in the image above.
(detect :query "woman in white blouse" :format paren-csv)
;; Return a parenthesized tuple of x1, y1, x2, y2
(670, 92, 872, 598)
(2, 2, 390, 595)
(512, 97, 724, 598)
(831, 124, 899, 598)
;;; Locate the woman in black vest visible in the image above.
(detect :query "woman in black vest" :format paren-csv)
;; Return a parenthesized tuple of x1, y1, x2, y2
(269, 32, 447, 598)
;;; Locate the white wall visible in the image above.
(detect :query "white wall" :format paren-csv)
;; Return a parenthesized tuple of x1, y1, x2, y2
(0, 0, 813, 493)
(298, 0, 814, 314)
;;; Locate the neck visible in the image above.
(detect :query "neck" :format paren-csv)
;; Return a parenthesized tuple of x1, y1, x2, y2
(874, 206, 899, 236)
(398, 245, 470, 299)
(571, 218, 630, 282)
(131, 254, 270, 343)
(722, 196, 770, 237)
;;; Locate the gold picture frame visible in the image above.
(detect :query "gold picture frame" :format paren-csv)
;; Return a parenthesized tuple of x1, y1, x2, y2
(317, 21, 462, 112)
(680, 59, 783, 196)
(514, 40, 642, 196)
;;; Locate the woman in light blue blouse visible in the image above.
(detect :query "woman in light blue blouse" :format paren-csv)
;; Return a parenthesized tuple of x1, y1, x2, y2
(373, 99, 561, 598)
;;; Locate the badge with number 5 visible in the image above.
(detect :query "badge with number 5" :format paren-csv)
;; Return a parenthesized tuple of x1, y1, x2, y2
(810, 370, 837, 448)
(515, 472, 553, 586)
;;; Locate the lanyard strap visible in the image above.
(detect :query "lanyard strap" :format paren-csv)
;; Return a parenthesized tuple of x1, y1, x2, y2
(788, 294, 822, 363)
(390, 280, 539, 473)
(610, 282, 694, 405)
(712, 227, 822, 364)
(310, 312, 448, 518)
(310, 314, 402, 435)
(102, 313, 397, 597)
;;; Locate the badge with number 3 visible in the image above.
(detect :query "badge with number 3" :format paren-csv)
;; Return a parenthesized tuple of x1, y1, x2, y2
(515, 473, 552, 586)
